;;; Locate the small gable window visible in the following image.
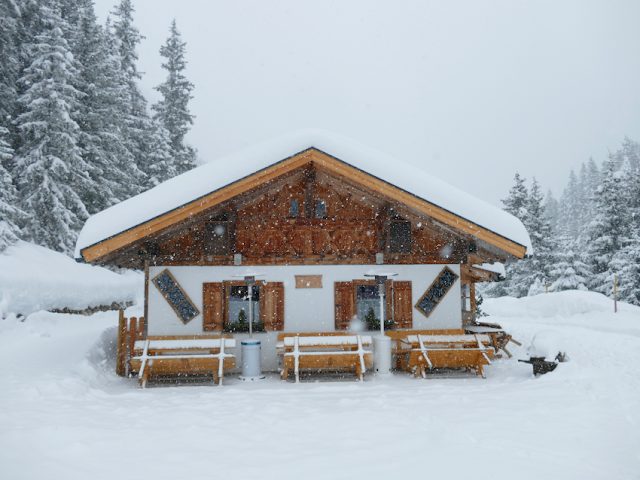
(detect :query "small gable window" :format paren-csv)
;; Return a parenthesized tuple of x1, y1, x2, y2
(204, 221, 229, 255)
(389, 221, 412, 254)
(290, 200, 299, 216)
(315, 200, 326, 219)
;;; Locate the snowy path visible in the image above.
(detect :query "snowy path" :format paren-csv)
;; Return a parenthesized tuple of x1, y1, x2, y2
(1, 305, 639, 480)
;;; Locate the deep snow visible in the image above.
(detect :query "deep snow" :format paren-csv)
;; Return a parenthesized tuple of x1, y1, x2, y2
(1, 290, 638, 480)
(0, 241, 142, 317)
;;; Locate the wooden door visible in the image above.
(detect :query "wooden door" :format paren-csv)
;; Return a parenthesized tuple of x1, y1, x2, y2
(203, 283, 224, 331)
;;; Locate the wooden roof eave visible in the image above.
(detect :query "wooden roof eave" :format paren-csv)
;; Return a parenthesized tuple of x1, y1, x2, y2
(81, 148, 527, 264)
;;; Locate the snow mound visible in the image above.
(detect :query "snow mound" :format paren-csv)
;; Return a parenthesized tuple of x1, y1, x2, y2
(483, 290, 639, 319)
(0, 241, 142, 317)
(76, 129, 532, 258)
(527, 330, 567, 359)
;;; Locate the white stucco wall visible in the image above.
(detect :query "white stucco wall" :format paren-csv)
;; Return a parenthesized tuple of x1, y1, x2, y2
(147, 264, 462, 371)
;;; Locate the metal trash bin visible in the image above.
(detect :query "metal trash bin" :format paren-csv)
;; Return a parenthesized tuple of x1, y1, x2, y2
(240, 339, 265, 381)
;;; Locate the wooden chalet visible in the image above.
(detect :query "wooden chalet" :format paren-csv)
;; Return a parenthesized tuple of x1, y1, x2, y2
(75, 130, 531, 380)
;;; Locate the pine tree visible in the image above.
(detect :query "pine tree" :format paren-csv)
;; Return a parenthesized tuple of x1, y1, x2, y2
(68, 0, 142, 213)
(502, 173, 528, 219)
(549, 243, 590, 291)
(523, 178, 556, 294)
(0, 126, 23, 251)
(152, 20, 197, 181)
(12, 0, 93, 253)
(111, 0, 153, 190)
(587, 154, 628, 296)
(0, 0, 22, 137)
(557, 170, 583, 240)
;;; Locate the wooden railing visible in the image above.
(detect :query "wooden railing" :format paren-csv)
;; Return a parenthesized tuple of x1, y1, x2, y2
(116, 311, 145, 377)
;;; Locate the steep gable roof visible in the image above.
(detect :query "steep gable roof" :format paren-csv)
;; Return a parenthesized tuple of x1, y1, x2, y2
(75, 129, 532, 262)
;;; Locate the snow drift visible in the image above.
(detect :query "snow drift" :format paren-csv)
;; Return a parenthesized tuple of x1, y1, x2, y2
(0, 241, 142, 317)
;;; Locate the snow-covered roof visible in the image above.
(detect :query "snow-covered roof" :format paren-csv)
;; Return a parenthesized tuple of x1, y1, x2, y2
(75, 129, 532, 259)
(473, 263, 507, 278)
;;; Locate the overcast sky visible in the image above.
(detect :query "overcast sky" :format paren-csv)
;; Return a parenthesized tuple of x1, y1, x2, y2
(92, 0, 640, 208)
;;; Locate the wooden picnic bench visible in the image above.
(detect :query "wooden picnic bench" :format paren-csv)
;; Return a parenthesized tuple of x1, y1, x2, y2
(402, 333, 494, 378)
(277, 332, 373, 382)
(129, 335, 236, 388)
(464, 322, 522, 358)
(385, 329, 467, 370)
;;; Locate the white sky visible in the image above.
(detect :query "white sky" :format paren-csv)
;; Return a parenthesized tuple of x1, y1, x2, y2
(92, 0, 640, 208)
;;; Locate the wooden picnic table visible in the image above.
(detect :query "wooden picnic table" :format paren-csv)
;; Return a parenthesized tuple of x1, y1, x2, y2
(130, 335, 236, 387)
(277, 332, 373, 382)
(464, 324, 521, 358)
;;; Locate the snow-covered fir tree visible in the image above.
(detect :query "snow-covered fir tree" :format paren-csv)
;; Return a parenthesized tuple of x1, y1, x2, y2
(151, 19, 197, 182)
(0, 126, 24, 251)
(111, 0, 154, 189)
(68, 0, 143, 213)
(0, 0, 22, 137)
(12, 0, 93, 253)
(549, 246, 590, 291)
(145, 118, 176, 187)
(587, 154, 629, 296)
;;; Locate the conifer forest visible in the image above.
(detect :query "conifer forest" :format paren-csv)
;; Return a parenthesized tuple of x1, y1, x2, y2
(0, 0, 638, 307)
(0, 0, 196, 254)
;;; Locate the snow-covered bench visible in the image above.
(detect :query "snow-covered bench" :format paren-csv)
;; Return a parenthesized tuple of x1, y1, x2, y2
(385, 329, 467, 370)
(130, 335, 236, 388)
(402, 333, 494, 378)
(465, 322, 521, 358)
(277, 333, 373, 382)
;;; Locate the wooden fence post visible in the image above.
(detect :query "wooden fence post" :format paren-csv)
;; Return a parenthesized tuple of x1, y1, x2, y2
(116, 311, 126, 377)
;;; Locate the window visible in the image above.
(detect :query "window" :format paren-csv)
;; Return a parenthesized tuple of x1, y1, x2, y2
(204, 221, 229, 255)
(389, 221, 411, 254)
(334, 280, 412, 330)
(290, 200, 299, 216)
(203, 281, 285, 332)
(357, 284, 386, 330)
(315, 200, 326, 219)
(152, 269, 199, 324)
(461, 284, 472, 312)
(415, 267, 458, 317)
(226, 285, 262, 332)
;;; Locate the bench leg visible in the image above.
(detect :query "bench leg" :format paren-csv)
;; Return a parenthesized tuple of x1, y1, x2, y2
(356, 362, 363, 381)
(476, 363, 486, 379)
(281, 367, 288, 381)
(213, 369, 220, 386)
(502, 346, 512, 358)
(140, 366, 150, 388)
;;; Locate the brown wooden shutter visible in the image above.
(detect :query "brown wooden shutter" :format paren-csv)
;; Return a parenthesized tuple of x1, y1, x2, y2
(393, 281, 413, 329)
(260, 282, 285, 331)
(203, 283, 224, 332)
(334, 281, 355, 330)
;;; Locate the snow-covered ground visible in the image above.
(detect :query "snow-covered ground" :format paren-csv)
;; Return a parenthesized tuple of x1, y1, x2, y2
(1, 288, 638, 479)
